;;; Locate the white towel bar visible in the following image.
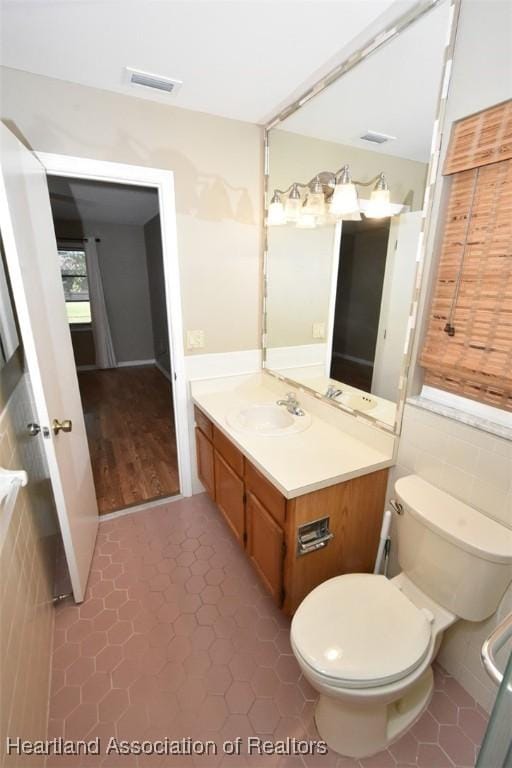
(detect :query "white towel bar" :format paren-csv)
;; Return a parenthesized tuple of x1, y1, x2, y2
(0, 466, 28, 505)
(0, 466, 28, 552)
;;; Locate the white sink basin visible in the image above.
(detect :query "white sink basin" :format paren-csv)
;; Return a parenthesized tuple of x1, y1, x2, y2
(342, 392, 377, 412)
(226, 403, 311, 437)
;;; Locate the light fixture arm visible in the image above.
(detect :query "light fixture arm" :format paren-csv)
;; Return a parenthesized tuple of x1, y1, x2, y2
(272, 168, 387, 198)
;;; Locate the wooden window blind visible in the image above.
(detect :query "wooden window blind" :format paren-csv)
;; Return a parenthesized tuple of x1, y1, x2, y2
(444, 100, 512, 175)
(420, 108, 512, 411)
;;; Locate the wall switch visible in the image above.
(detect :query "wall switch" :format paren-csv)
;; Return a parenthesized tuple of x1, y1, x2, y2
(312, 322, 326, 340)
(187, 330, 205, 349)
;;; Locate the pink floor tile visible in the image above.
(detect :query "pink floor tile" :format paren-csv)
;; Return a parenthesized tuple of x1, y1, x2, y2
(47, 494, 489, 768)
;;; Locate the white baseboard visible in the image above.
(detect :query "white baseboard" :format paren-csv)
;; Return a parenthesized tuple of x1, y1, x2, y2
(155, 360, 173, 382)
(77, 359, 157, 372)
(184, 349, 262, 381)
(117, 358, 155, 368)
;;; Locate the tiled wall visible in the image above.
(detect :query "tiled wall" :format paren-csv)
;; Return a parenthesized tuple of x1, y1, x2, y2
(388, 401, 512, 712)
(0, 373, 57, 766)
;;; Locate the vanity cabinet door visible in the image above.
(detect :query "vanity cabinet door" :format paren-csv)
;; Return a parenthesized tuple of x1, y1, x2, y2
(214, 452, 245, 544)
(196, 427, 215, 499)
(246, 491, 284, 605)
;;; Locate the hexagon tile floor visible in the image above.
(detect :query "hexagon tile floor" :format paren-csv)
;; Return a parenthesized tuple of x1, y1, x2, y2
(48, 494, 489, 768)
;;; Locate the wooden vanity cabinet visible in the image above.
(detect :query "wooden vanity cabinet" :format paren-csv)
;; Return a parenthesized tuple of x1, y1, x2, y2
(195, 427, 215, 498)
(193, 405, 388, 616)
(246, 491, 284, 603)
(214, 452, 245, 544)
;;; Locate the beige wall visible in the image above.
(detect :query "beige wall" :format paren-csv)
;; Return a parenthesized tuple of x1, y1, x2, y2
(0, 66, 262, 355)
(0, 371, 57, 766)
(389, 0, 512, 712)
(266, 224, 335, 348)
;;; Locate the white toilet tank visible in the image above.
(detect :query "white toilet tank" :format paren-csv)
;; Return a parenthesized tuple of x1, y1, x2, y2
(394, 475, 512, 621)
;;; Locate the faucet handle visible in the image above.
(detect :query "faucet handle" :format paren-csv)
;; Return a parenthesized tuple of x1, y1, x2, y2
(286, 391, 297, 401)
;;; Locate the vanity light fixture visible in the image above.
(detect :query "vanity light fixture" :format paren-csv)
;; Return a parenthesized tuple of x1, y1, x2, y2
(330, 165, 359, 217)
(268, 190, 286, 226)
(285, 183, 302, 222)
(268, 166, 394, 227)
(305, 176, 327, 218)
(297, 197, 317, 228)
(366, 173, 392, 219)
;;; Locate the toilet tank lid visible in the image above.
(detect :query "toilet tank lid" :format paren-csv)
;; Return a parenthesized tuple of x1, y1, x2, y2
(395, 475, 512, 565)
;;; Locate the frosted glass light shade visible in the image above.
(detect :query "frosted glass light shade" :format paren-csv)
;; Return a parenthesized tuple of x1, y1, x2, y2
(366, 188, 392, 218)
(285, 196, 302, 222)
(304, 191, 325, 217)
(297, 200, 316, 228)
(268, 199, 286, 225)
(330, 182, 359, 217)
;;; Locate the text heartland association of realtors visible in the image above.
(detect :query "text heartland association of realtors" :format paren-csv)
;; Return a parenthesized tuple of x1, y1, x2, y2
(5, 736, 329, 757)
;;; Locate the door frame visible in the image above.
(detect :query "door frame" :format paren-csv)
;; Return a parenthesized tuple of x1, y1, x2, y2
(36, 152, 192, 498)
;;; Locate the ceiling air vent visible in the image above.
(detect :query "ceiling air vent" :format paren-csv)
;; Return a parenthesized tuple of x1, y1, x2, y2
(360, 130, 396, 145)
(125, 67, 182, 95)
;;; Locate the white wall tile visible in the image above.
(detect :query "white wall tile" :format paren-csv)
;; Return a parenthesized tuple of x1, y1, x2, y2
(475, 450, 511, 494)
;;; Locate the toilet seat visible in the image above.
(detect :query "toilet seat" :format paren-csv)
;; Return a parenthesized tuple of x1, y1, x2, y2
(291, 574, 432, 689)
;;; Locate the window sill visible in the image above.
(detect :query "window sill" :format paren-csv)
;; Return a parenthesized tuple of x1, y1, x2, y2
(406, 391, 512, 442)
(69, 324, 92, 332)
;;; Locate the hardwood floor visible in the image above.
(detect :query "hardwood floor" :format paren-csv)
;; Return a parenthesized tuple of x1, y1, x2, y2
(78, 365, 179, 515)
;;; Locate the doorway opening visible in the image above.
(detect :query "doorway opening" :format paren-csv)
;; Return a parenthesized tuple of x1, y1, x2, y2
(330, 217, 391, 392)
(48, 175, 180, 515)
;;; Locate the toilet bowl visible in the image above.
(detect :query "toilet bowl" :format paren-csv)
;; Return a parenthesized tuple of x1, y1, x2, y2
(290, 475, 512, 758)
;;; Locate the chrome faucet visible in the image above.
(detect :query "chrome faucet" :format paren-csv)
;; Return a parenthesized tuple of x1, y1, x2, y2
(325, 385, 343, 399)
(277, 392, 305, 416)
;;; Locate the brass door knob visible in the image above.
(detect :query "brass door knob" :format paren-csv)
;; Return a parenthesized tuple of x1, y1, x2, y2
(52, 419, 72, 435)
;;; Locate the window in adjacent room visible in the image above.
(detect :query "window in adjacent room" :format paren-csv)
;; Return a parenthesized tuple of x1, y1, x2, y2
(58, 248, 91, 324)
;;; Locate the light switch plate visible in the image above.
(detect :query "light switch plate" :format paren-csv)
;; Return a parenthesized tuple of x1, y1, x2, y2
(187, 330, 205, 349)
(312, 322, 326, 339)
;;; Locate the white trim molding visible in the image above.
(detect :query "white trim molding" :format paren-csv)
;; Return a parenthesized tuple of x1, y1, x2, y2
(117, 359, 155, 368)
(409, 387, 512, 439)
(36, 152, 192, 497)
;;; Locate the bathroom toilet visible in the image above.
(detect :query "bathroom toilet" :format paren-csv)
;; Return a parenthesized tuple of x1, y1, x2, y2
(290, 474, 512, 758)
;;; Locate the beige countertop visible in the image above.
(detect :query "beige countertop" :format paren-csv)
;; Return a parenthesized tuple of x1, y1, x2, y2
(191, 373, 395, 499)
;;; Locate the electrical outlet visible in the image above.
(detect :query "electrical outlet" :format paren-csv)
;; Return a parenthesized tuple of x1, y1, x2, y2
(312, 322, 326, 339)
(186, 330, 205, 349)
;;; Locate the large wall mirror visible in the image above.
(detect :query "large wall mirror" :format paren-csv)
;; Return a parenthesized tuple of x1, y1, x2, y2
(263, 0, 454, 432)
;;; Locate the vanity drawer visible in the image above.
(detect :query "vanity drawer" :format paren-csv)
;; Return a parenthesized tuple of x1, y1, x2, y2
(213, 426, 244, 477)
(194, 406, 213, 441)
(245, 461, 286, 527)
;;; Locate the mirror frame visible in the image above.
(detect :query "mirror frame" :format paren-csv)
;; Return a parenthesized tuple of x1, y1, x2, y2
(261, 0, 460, 435)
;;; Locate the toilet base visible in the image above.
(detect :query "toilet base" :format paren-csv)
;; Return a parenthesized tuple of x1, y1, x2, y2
(314, 668, 434, 759)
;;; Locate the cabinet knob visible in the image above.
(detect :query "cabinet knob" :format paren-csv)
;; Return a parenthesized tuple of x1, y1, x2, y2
(52, 419, 73, 435)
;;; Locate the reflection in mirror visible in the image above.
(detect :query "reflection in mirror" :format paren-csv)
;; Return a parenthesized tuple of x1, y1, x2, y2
(0, 234, 19, 370)
(264, 1, 451, 430)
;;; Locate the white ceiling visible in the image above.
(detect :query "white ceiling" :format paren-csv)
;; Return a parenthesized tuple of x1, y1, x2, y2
(0, 0, 404, 124)
(48, 177, 159, 226)
(279, 1, 450, 162)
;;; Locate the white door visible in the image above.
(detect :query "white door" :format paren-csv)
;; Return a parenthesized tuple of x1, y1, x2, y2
(372, 211, 422, 402)
(0, 123, 98, 602)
